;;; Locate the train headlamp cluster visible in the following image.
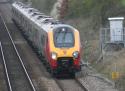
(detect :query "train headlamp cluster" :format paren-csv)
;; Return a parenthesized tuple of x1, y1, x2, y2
(51, 52, 57, 60)
(73, 51, 79, 59)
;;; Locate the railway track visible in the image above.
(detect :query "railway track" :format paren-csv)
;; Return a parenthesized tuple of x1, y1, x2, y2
(0, 14, 36, 91)
(54, 78, 88, 91)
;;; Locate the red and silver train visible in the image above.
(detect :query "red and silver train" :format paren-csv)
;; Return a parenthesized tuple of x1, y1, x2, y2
(12, 2, 82, 76)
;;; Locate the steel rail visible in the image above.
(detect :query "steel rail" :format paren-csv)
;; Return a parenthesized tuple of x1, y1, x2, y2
(75, 78, 89, 91)
(0, 42, 12, 91)
(54, 78, 65, 91)
(0, 14, 36, 91)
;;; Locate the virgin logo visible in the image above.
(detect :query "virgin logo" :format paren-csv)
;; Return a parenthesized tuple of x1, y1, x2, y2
(63, 50, 67, 55)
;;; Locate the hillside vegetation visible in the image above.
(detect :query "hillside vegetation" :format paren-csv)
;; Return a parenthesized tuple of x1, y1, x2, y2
(24, 0, 125, 41)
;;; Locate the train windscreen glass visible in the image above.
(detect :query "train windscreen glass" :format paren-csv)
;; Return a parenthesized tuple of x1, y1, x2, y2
(54, 27, 74, 47)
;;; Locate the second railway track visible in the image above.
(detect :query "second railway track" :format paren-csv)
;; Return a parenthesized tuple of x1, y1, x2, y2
(0, 14, 36, 91)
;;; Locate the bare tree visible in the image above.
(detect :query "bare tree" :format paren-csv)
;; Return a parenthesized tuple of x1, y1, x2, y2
(51, 0, 68, 20)
(59, 0, 68, 19)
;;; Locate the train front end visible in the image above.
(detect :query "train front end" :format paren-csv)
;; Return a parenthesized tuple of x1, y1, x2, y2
(48, 25, 81, 75)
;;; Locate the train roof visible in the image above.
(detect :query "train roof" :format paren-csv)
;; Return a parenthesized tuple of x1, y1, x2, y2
(12, 2, 77, 32)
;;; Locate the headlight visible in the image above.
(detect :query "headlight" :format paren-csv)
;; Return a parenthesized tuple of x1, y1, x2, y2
(51, 52, 57, 60)
(72, 51, 79, 59)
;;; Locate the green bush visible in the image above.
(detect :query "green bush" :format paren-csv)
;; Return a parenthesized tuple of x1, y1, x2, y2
(24, 0, 124, 21)
(67, 0, 122, 20)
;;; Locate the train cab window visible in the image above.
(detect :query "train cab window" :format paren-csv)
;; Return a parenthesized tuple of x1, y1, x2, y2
(54, 27, 74, 48)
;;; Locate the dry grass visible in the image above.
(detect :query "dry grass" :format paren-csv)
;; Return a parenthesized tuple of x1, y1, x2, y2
(93, 49, 125, 91)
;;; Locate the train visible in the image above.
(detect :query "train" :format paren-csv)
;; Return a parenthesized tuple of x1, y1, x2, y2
(12, 2, 82, 77)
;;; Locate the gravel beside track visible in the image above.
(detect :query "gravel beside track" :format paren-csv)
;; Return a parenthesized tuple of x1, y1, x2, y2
(15, 43, 62, 91)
